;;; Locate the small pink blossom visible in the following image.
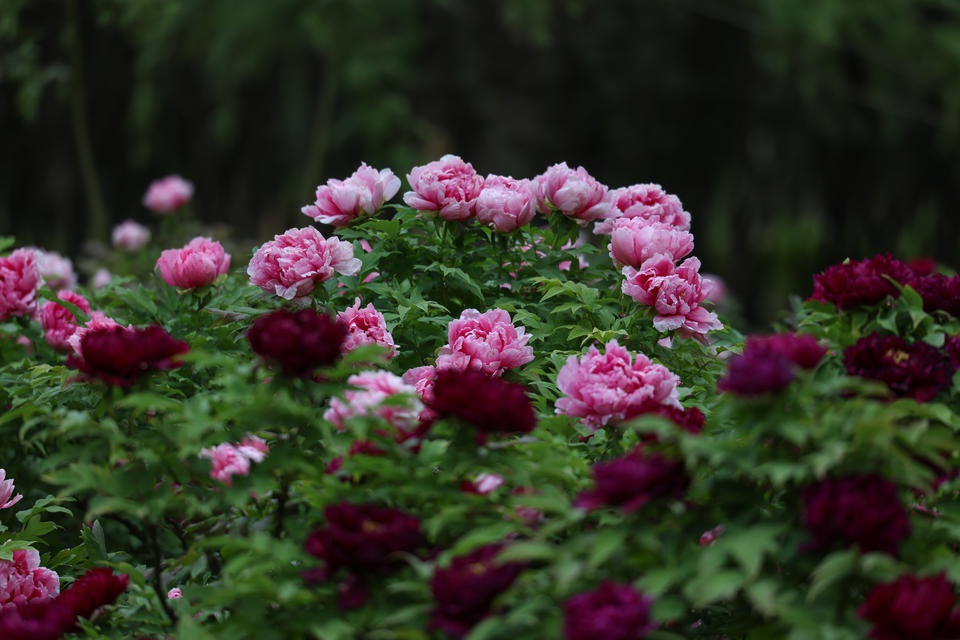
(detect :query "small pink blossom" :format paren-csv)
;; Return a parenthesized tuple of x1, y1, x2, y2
(0, 469, 23, 510)
(156, 236, 231, 290)
(111, 220, 151, 251)
(337, 298, 397, 357)
(475, 174, 537, 232)
(534, 162, 611, 223)
(92, 268, 112, 289)
(436, 308, 534, 377)
(0, 248, 41, 321)
(622, 256, 723, 340)
(403, 365, 438, 405)
(465, 473, 504, 495)
(247, 227, 361, 301)
(29, 248, 76, 291)
(608, 218, 694, 268)
(167, 587, 183, 600)
(143, 175, 194, 213)
(324, 370, 424, 432)
(359, 239, 373, 253)
(302, 162, 401, 227)
(236, 436, 269, 463)
(555, 339, 681, 430)
(403, 154, 484, 221)
(0, 549, 59, 609)
(594, 183, 690, 235)
(200, 435, 269, 485)
(40, 290, 91, 352)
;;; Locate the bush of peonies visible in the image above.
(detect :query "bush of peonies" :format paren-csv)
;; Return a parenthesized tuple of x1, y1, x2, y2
(1, 159, 960, 639)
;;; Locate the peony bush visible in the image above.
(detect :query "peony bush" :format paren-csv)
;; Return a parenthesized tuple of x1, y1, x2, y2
(1, 158, 960, 639)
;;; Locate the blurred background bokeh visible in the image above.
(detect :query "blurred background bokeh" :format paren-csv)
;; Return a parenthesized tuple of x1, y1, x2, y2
(3, 0, 960, 327)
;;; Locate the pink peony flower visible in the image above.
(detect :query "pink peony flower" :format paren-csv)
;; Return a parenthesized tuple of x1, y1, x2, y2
(156, 236, 231, 290)
(402, 365, 438, 406)
(142, 175, 194, 213)
(534, 162, 611, 223)
(475, 175, 537, 232)
(29, 249, 76, 291)
(40, 290, 91, 352)
(111, 220, 151, 251)
(436, 308, 534, 377)
(594, 183, 691, 235)
(462, 473, 504, 495)
(236, 435, 269, 463)
(403, 154, 485, 221)
(324, 370, 424, 432)
(609, 218, 694, 268)
(200, 436, 269, 485)
(91, 268, 112, 289)
(0, 549, 60, 610)
(0, 469, 23, 510)
(0, 249, 41, 321)
(247, 226, 361, 300)
(302, 162, 401, 227)
(555, 339, 681, 430)
(337, 298, 396, 357)
(167, 587, 183, 600)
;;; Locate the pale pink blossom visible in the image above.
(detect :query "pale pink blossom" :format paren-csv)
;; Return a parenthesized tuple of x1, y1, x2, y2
(167, 587, 183, 600)
(555, 339, 681, 430)
(0, 248, 41, 321)
(473, 473, 504, 495)
(609, 218, 694, 268)
(112, 220, 151, 251)
(40, 290, 91, 352)
(558, 239, 589, 272)
(143, 175, 194, 213)
(475, 174, 537, 232)
(701, 274, 726, 305)
(594, 183, 691, 235)
(156, 236, 231, 290)
(436, 308, 534, 377)
(302, 162, 401, 227)
(324, 370, 423, 431)
(534, 162, 611, 223)
(29, 248, 76, 290)
(622, 256, 723, 340)
(0, 469, 23, 510)
(359, 239, 373, 253)
(200, 436, 269, 485)
(403, 154, 484, 221)
(337, 298, 396, 357)
(362, 271, 379, 284)
(236, 436, 269, 463)
(247, 227, 361, 301)
(0, 549, 59, 609)
(92, 268, 112, 289)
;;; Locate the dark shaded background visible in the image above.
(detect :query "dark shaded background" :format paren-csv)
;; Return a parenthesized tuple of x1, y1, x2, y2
(3, 0, 960, 326)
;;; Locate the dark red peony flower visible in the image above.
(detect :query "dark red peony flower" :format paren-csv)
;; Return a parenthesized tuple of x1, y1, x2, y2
(0, 599, 76, 640)
(745, 333, 827, 370)
(576, 448, 689, 513)
(802, 474, 910, 556)
(717, 349, 795, 396)
(858, 573, 960, 640)
(946, 335, 960, 368)
(563, 581, 656, 640)
(625, 401, 704, 436)
(810, 253, 914, 310)
(57, 567, 130, 621)
(428, 369, 536, 436)
(247, 308, 347, 377)
(843, 333, 956, 402)
(911, 273, 960, 318)
(428, 543, 525, 638)
(67, 325, 189, 386)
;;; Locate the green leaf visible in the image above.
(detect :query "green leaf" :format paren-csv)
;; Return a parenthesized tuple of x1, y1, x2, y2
(808, 549, 858, 602)
(683, 569, 743, 606)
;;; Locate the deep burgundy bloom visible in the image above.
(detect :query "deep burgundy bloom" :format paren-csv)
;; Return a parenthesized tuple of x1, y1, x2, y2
(858, 573, 960, 640)
(912, 272, 960, 318)
(428, 369, 536, 436)
(745, 333, 827, 370)
(247, 308, 347, 377)
(843, 333, 956, 402)
(428, 543, 525, 638)
(563, 581, 656, 640)
(576, 448, 690, 513)
(802, 475, 910, 556)
(717, 349, 795, 396)
(810, 253, 914, 310)
(66, 325, 189, 386)
(0, 599, 76, 640)
(625, 401, 704, 435)
(57, 567, 130, 621)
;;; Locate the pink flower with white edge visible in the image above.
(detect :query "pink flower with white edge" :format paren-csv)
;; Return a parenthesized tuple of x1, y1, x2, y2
(475, 175, 537, 232)
(167, 587, 183, 600)
(156, 236, 231, 290)
(236, 436, 269, 463)
(534, 162, 611, 223)
(0, 549, 60, 609)
(338, 298, 397, 357)
(247, 226, 361, 301)
(143, 175, 194, 213)
(29, 248, 76, 290)
(200, 436, 268, 485)
(623, 256, 723, 340)
(555, 339, 681, 430)
(302, 162, 401, 227)
(324, 370, 424, 432)
(403, 154, 484, 221)
(436, 308, 534, 377)
(0, 469, 23, 510)
(468, 473, 504, 495)
(608, 218, 694, 268)
(112, 219, 151, 251)
(40, 290, 91, 352)
(594, 183, 690, 235)
(0, 248, 41, 321)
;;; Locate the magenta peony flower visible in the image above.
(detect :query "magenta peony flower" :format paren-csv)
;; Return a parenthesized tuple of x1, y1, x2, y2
(142, 174, 194, 213)
(475, 174, 538, 232)
(324, 370, 423, 432)
(200, 436, 268, 485)
(302, 162, 401, 227)
(810, 253, 914, 310)
(0, 549, 60, 610)
(594, 183, 690, 235)
(57, 567, 129, 621)
(912, 272, 960, 318)
(563, 581, 656, 640)
(802, 474, 910, 556)
(29, 248, 76, 291)
(404, 154, 485, 221)
(576, 448, 690, 513)
(111, 220, 151, 251)
(608, 218, 694, 268)
(337, 298, 396, 357)
(0, 249, 41, 321)
(0, 598, 76, 640)
(535, 162, 611, 223)
(66, 324, 189, 387)
(843, 333, 956, 402)
(745, 333, 826, 370)
(858, 573, 960, 640)
(555, 339, 680, 430)
(436, 308, 534, 377)
(428, 369, 537, 436)
(717, 349, 795, 396)
(247, 308, 347, 377)
(247, 226, 361, 301)
(40, 290, 91, 352)
(622, 255, 723, 339)
(0, 469, 23, 510)
(156, 236, 231, 290)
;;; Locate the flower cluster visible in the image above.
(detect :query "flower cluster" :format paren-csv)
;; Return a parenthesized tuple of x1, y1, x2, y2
(324, 370, 423, 433)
